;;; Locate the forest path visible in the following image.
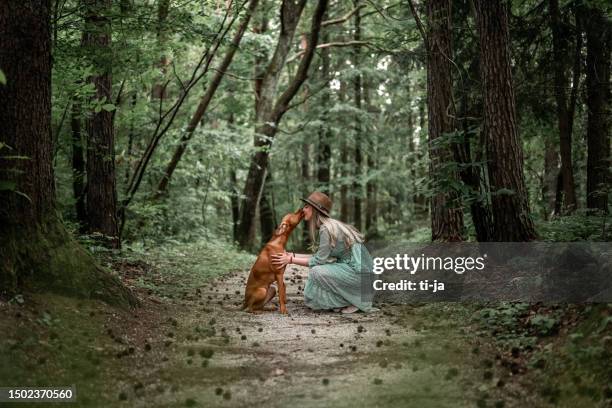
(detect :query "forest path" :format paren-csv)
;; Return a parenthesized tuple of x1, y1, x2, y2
(130, 265, 518, 408)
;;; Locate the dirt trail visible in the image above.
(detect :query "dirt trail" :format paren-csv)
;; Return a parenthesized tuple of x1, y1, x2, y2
(128, 265, 507, 408)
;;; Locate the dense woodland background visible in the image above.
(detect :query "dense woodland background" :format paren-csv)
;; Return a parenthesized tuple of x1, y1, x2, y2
(0, 0, 610, 298)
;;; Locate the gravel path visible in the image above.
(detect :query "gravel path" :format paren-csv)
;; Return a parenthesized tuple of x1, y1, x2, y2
(136, 265, 493, 408)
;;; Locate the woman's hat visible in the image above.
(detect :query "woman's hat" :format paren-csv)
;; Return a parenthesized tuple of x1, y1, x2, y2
(300, 191, 332, 217)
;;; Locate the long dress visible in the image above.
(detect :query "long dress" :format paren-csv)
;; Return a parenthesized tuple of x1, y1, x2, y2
(303, 224, 377, 312)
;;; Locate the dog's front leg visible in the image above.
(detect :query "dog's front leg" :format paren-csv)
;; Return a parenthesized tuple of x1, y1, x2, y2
(275, 273, 287, 314)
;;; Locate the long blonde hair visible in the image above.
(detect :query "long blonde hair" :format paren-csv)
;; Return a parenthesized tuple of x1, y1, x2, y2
(308, 209, 364, 251)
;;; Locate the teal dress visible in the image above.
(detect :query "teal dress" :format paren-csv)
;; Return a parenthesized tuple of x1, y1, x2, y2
(303, 225, 377, 312)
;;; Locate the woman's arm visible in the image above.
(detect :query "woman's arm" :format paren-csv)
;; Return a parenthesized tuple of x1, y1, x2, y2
(271, 227, 332, 268)
(285, 251, 310, 263)
(290, 254, 310, 267)
(270, 251, 311, 267)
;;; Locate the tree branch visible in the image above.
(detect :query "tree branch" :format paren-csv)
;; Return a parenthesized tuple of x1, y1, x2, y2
(273, 0, 328, 119)
(361, 1, 402, 19)
(407, 0, 428, 50)
(322, 4, 366, 27)
(286, 40, 371, 63)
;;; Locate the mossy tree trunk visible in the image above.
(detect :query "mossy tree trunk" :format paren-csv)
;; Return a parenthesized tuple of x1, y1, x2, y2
(0, 0, 137, 307)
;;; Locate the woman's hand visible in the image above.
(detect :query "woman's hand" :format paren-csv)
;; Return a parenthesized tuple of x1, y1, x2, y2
(271, 251, 292, 268)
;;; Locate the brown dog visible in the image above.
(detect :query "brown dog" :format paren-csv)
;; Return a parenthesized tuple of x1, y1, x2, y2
(242, 208, 304, 314)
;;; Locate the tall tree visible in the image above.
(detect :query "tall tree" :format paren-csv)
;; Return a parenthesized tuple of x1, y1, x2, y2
(474, 0, 536, 241)
(364, 78, 378, 237)
(549, 0, 578, 213)
(151, 0, 172, 100)
(0, 0, 135, 305)
(339, 79, 350, 222)
(70, 99, 87, 230)
(453, 16, 493, 242)
(316, 28, 332, 193)
(299, 34, 312, 248)
(543, 132, 560, 218)
(82, 0, 120, 247)
(236, 0, 328, 249)
(259, 170, 277, 244)
(583, 4, 610, 214)
(415, 94, 428, 216)
(410, 0, 465, 241)
(301, 105, 311, 247)
(352, 0, 363, 232)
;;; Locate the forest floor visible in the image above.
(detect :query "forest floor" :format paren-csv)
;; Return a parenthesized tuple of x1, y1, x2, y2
(0, 241, 609, 408)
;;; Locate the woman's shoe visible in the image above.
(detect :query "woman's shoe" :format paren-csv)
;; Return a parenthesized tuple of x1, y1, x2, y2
(341, 305, 359, 314)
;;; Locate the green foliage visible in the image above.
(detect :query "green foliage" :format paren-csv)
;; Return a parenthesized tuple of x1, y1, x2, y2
(47, 0, 609, 247)
(121, 238, 254, 298)
(529, 314, 559, 336)
(536, 212, 610, 241)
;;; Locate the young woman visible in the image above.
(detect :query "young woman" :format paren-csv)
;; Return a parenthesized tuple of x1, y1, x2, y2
(271, 191, 376, 314)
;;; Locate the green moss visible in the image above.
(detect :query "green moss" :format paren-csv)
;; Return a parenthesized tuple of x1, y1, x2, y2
(0, 216, 137, 308)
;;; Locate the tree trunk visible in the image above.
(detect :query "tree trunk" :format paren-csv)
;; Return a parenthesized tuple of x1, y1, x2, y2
(259, 171, 276, 245)
(0, 0, 136, 306)
(456, 99, 493, 241)
(549, 0, 577, 214)
(583, 5, 610, 214)
(364, 79, 378, 237)
(415, 94, 428, 216)
(339, 80, 350, 222)
(474, 0, 537, 241)
(316, 29, 332, 193)
(542, 132, 559, 219)
(352, 0, 363, 232)
(301, 138, 311, 247)
(82, 0, 120, 248)
(123, 92, 137, 192)
(455, 48, 493, 241)
(151, 0, 171, 100)
(227, 114, 240, 242)
(228, 170, 239, 241)
(406, 76, 416, 217)
(70, 100, 88, 231)
(154, 0, 259, 197)
(236, 0, 328, 250)
(0, 2, 55, 228)
(425, 0, 465, 241)
(300, 41, 312, 248)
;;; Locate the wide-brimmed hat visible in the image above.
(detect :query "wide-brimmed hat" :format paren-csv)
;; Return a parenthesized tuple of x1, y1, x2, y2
(300, 191, 332, 217)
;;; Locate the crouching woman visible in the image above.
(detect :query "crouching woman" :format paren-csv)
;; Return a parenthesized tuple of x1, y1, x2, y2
(271, 191, 377, 314)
